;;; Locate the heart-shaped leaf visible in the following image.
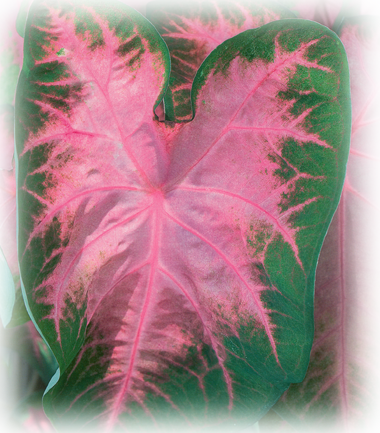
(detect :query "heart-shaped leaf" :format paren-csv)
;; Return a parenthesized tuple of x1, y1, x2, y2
(272, 15, 380, 432)
(16, 1, 350, 431)
(146, 0, 295, 121)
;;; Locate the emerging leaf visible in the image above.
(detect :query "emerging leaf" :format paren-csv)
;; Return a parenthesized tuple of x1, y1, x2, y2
(147, 0, 295, 121)
(273, 16, 380, 433)
(16, 1, 350, 431)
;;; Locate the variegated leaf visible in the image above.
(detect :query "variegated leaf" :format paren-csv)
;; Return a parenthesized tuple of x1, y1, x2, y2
(15, 1, 350, 431)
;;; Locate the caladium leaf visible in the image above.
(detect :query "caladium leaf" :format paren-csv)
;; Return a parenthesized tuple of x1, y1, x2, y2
(361, 0, 380, 15)
(16, 1, 350, 431)
(146, 0, 295, 121)
(272, 16, 380, 432)
(1, 391, 56, 433)
(2, 321, 58, 386)
(0, 110, 16, 171)
(277, 0, 347, 30)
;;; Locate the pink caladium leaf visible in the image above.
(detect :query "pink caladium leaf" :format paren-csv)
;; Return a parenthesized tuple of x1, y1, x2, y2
(360, 0, 380, 15)
(272, 16, 380, 432)
(146, 0, 295, 121)
(1, 391, 56, 433)
(15, 0, 350, 431)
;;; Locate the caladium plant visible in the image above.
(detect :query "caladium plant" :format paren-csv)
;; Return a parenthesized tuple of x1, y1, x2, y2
(13, 0, 351, 431)
(0, 0, 378, 433)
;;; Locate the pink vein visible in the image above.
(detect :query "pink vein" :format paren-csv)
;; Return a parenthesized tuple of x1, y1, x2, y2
(87, 260, 149, 323)
(158, 266, 234, 411)
(106, 195, 163, 429)
(50, 13, 154, 189)
(173, 39, 328, 185)
(338, 194, 349, 426)
(164, 209, 280, 365)
(23, 186, 145, 257)
(228, 125, 332, 149)
(53, 205, 152, 335)
(175, 185, 303, 269)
